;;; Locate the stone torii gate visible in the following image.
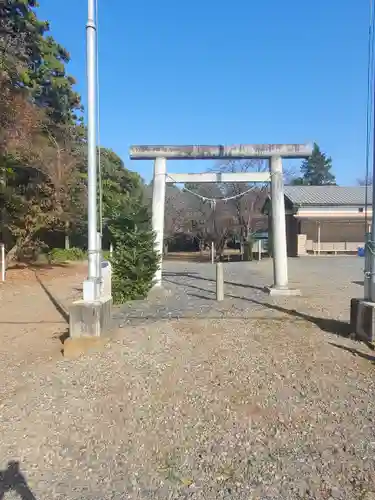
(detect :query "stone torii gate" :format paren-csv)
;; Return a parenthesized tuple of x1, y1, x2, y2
(130, 144, 313, 296)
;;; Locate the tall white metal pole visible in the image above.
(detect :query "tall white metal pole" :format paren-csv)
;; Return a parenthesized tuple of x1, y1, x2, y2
(370, 52, 375, 301)
(85, 0, 99, 300)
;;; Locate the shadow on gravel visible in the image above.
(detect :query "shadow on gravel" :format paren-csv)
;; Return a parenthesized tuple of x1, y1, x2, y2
(33, 272, 69, 323)
(0, 321, 66, 325)
(163, 272, 200, 277)
(0, 461, 37, 499)
(57, 330, 69, 344)
(329, 342, 375, 363)
(163, 272, 265, 292)
(352, 280, 364, 286)
(164, 277, 353, 339)
(8, 263, 69, 271)
(255, 302, 353, 339)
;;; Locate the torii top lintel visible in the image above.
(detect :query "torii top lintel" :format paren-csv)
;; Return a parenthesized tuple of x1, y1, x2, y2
(129, 144, 313, 160)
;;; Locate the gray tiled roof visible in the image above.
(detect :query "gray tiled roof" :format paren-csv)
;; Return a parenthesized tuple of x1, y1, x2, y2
(284, 185, 373, 206)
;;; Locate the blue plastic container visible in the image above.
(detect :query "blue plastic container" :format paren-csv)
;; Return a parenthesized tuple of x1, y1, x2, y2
(358, 247, 365, 257)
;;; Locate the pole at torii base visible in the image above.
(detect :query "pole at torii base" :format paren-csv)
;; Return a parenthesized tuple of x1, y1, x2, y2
(67, 0, 112, 341)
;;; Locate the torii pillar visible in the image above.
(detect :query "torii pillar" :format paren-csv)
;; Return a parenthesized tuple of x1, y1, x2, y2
(267, 155, 290, 295)
(130, 144, 313, 296)
(152, 157, 167, 286)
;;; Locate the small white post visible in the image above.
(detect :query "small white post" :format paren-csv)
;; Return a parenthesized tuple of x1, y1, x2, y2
(258, 239, 262, 261)
(317, 221, 321, 256)
(152, 157, 167, 286)
(211, 241, 215, 264)
(109, 242, 114, 258)
(0, 243, 5, 282)
(270, 156, 288, 289)
(216, 262, 224, 301)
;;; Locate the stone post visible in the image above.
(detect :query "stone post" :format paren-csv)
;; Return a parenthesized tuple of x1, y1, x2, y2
(216, 262, 224, 301)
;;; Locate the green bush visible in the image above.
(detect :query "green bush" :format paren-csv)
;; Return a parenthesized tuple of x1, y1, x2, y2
(48, 247, 86, 263)
(102, 250, 111, 261)
(48, 247, 113, 264)
(109, 202, 159, 304)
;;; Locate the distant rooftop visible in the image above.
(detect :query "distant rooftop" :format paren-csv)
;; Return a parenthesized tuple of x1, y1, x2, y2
(284, 186, 373, 206)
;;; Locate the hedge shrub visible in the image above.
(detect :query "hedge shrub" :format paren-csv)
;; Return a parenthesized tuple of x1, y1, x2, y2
(48, 247, 86, 263)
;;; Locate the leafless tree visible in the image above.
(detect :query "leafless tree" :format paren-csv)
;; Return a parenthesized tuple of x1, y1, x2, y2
(212, 159, 268, 254)
(163, 185, 192, 252)
(182, 183, 237, 259)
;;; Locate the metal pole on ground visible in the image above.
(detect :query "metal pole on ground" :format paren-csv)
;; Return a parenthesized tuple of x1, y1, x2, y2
(67, 0, 112, 341)
(216, 262, 224, 301)
(211, 241, 215, 264)
(83, 0, 99, 301)
(370, 64, 375, 301)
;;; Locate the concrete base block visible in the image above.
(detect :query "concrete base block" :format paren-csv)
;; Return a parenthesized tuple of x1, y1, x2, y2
(350, 297, 375, 343)
(69, 297, 112, 338)
(63, 337, 108, 359)
(265, 286, 302, 297)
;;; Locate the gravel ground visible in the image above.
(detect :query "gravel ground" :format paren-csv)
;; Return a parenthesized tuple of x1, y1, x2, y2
(1, 257, 375, 499)
(115, 257, 362, 327)
(0, 263, 85, 403)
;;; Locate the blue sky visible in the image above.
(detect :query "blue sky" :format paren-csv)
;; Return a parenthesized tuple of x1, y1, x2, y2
(38, 0, 369, 184)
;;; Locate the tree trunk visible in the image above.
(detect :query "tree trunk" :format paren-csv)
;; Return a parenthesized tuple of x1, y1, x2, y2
(199, 239, 204, 255)
(216, 240, 225, 260)
(5, 245, 17, 267)
(210, 241, 215, 263)
(5, 233, 35, 267)
(6, 240, 24, 266)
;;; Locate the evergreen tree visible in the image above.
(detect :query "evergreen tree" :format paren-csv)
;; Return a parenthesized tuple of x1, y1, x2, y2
(0, 1, 85, 256)
(0, 0, 83, 128)
(109, 199, 159, 304)
(0, 0, 156, 279)
(299, 143, 336, 185)
(100, 148, 145, 220)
